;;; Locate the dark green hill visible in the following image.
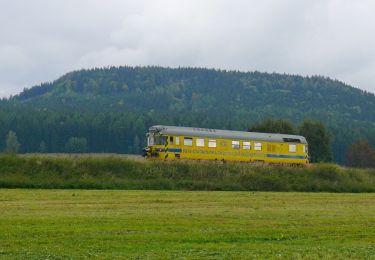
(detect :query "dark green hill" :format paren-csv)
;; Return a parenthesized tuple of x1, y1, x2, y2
(1, 66, 375, 163)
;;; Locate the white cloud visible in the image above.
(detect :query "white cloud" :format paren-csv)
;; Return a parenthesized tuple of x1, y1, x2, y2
(0, 0, 375, 97)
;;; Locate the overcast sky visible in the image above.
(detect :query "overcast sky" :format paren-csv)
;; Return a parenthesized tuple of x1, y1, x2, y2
(1, 0, 375, 97)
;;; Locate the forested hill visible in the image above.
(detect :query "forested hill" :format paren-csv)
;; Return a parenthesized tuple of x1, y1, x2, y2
(1, 66, 375, 163)
(14, 67, 375, 121)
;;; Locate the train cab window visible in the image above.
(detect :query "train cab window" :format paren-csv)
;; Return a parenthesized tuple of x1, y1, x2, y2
(184, 137, 193, 146)
(243, 141, 251, 150)
(289, 144, 296, 153)
(304, 145, 308, 154)
(175, 137, 180, 145)
(154, 136, 168, 145)
(232, 141, 240, 149)
(169, 136, 174, 145)
(208, 139, 217, 148)
(196, 138, 205, 147)
(254, 142, 262, 151)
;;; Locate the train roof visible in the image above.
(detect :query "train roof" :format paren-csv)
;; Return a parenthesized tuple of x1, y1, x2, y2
(148, 125, 308, 144)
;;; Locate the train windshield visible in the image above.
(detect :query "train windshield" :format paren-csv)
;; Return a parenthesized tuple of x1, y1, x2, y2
(148, 134, 167, 145)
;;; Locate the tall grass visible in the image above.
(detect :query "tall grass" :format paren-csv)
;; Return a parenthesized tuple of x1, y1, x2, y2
(0, 155, 374, 192)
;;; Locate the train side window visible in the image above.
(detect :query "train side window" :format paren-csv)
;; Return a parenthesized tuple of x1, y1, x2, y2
(243, 141, 251, 150)
(184, 137, 193, 146)
(232, 140, 240, 149)
(254, 142, 262, 151)
(196, 138, 205, 147)
(175, 137, 180, 145)
(208, 139, 217, 148)
(169, 136, 174, 145)
(289, 144, 296, 153)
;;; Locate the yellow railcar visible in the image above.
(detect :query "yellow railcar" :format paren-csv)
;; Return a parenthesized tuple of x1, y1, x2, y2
(144, 125, 309, 166)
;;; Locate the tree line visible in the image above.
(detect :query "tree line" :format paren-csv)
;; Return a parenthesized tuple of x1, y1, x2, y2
(4, 118, 375, 168)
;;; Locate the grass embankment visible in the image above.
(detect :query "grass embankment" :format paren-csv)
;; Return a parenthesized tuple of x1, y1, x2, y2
(0, 189, 374, 258)
(0, 155, 374, 192)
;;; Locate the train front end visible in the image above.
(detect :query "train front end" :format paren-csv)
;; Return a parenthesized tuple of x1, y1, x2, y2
(143, 126, 168, 159)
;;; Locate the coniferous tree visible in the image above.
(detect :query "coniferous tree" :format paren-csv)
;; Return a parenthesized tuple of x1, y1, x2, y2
(65, 137, 88, 153)
(249, 119, 296, 134)
(133, 135, 141, 154)
(39, 141, 47, 153)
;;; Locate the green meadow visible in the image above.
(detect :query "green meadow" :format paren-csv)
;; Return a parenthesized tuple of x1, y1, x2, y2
(1, 155, 374, 258)
(0, 189, 374, 259)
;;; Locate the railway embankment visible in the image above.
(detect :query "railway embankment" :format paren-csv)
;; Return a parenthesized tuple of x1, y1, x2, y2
(0, 155, 374, 192)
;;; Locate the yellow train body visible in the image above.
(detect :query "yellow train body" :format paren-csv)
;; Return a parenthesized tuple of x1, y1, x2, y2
(145, 125, 309, 166)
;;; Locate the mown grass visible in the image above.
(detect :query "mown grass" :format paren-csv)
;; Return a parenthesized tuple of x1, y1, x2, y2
(0, 189, 374, 259)
(0, 155, 375, 192)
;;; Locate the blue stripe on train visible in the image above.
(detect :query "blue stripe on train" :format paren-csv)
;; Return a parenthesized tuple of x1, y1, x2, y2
(156, 148, 181, 153)
(168, 148, 182, 153)
(158, 148, 304, 159)
(266, 154, 306, 159)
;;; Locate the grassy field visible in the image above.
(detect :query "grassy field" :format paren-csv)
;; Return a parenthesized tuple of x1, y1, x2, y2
(1, 155, 375, 192)
(0, 189, 374, 259)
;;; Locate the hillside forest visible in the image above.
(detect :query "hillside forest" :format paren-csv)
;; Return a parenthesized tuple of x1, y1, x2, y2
(1, 66, 375, 165)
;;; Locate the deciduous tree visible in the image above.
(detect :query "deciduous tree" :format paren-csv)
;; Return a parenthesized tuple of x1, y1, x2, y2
(299, 120, 332, 163)
(346, 140, 375, 168)
(5, 130, 20, 154)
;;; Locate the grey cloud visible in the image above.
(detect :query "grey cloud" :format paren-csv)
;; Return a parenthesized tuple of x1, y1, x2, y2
(0, 0, 375, 97)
